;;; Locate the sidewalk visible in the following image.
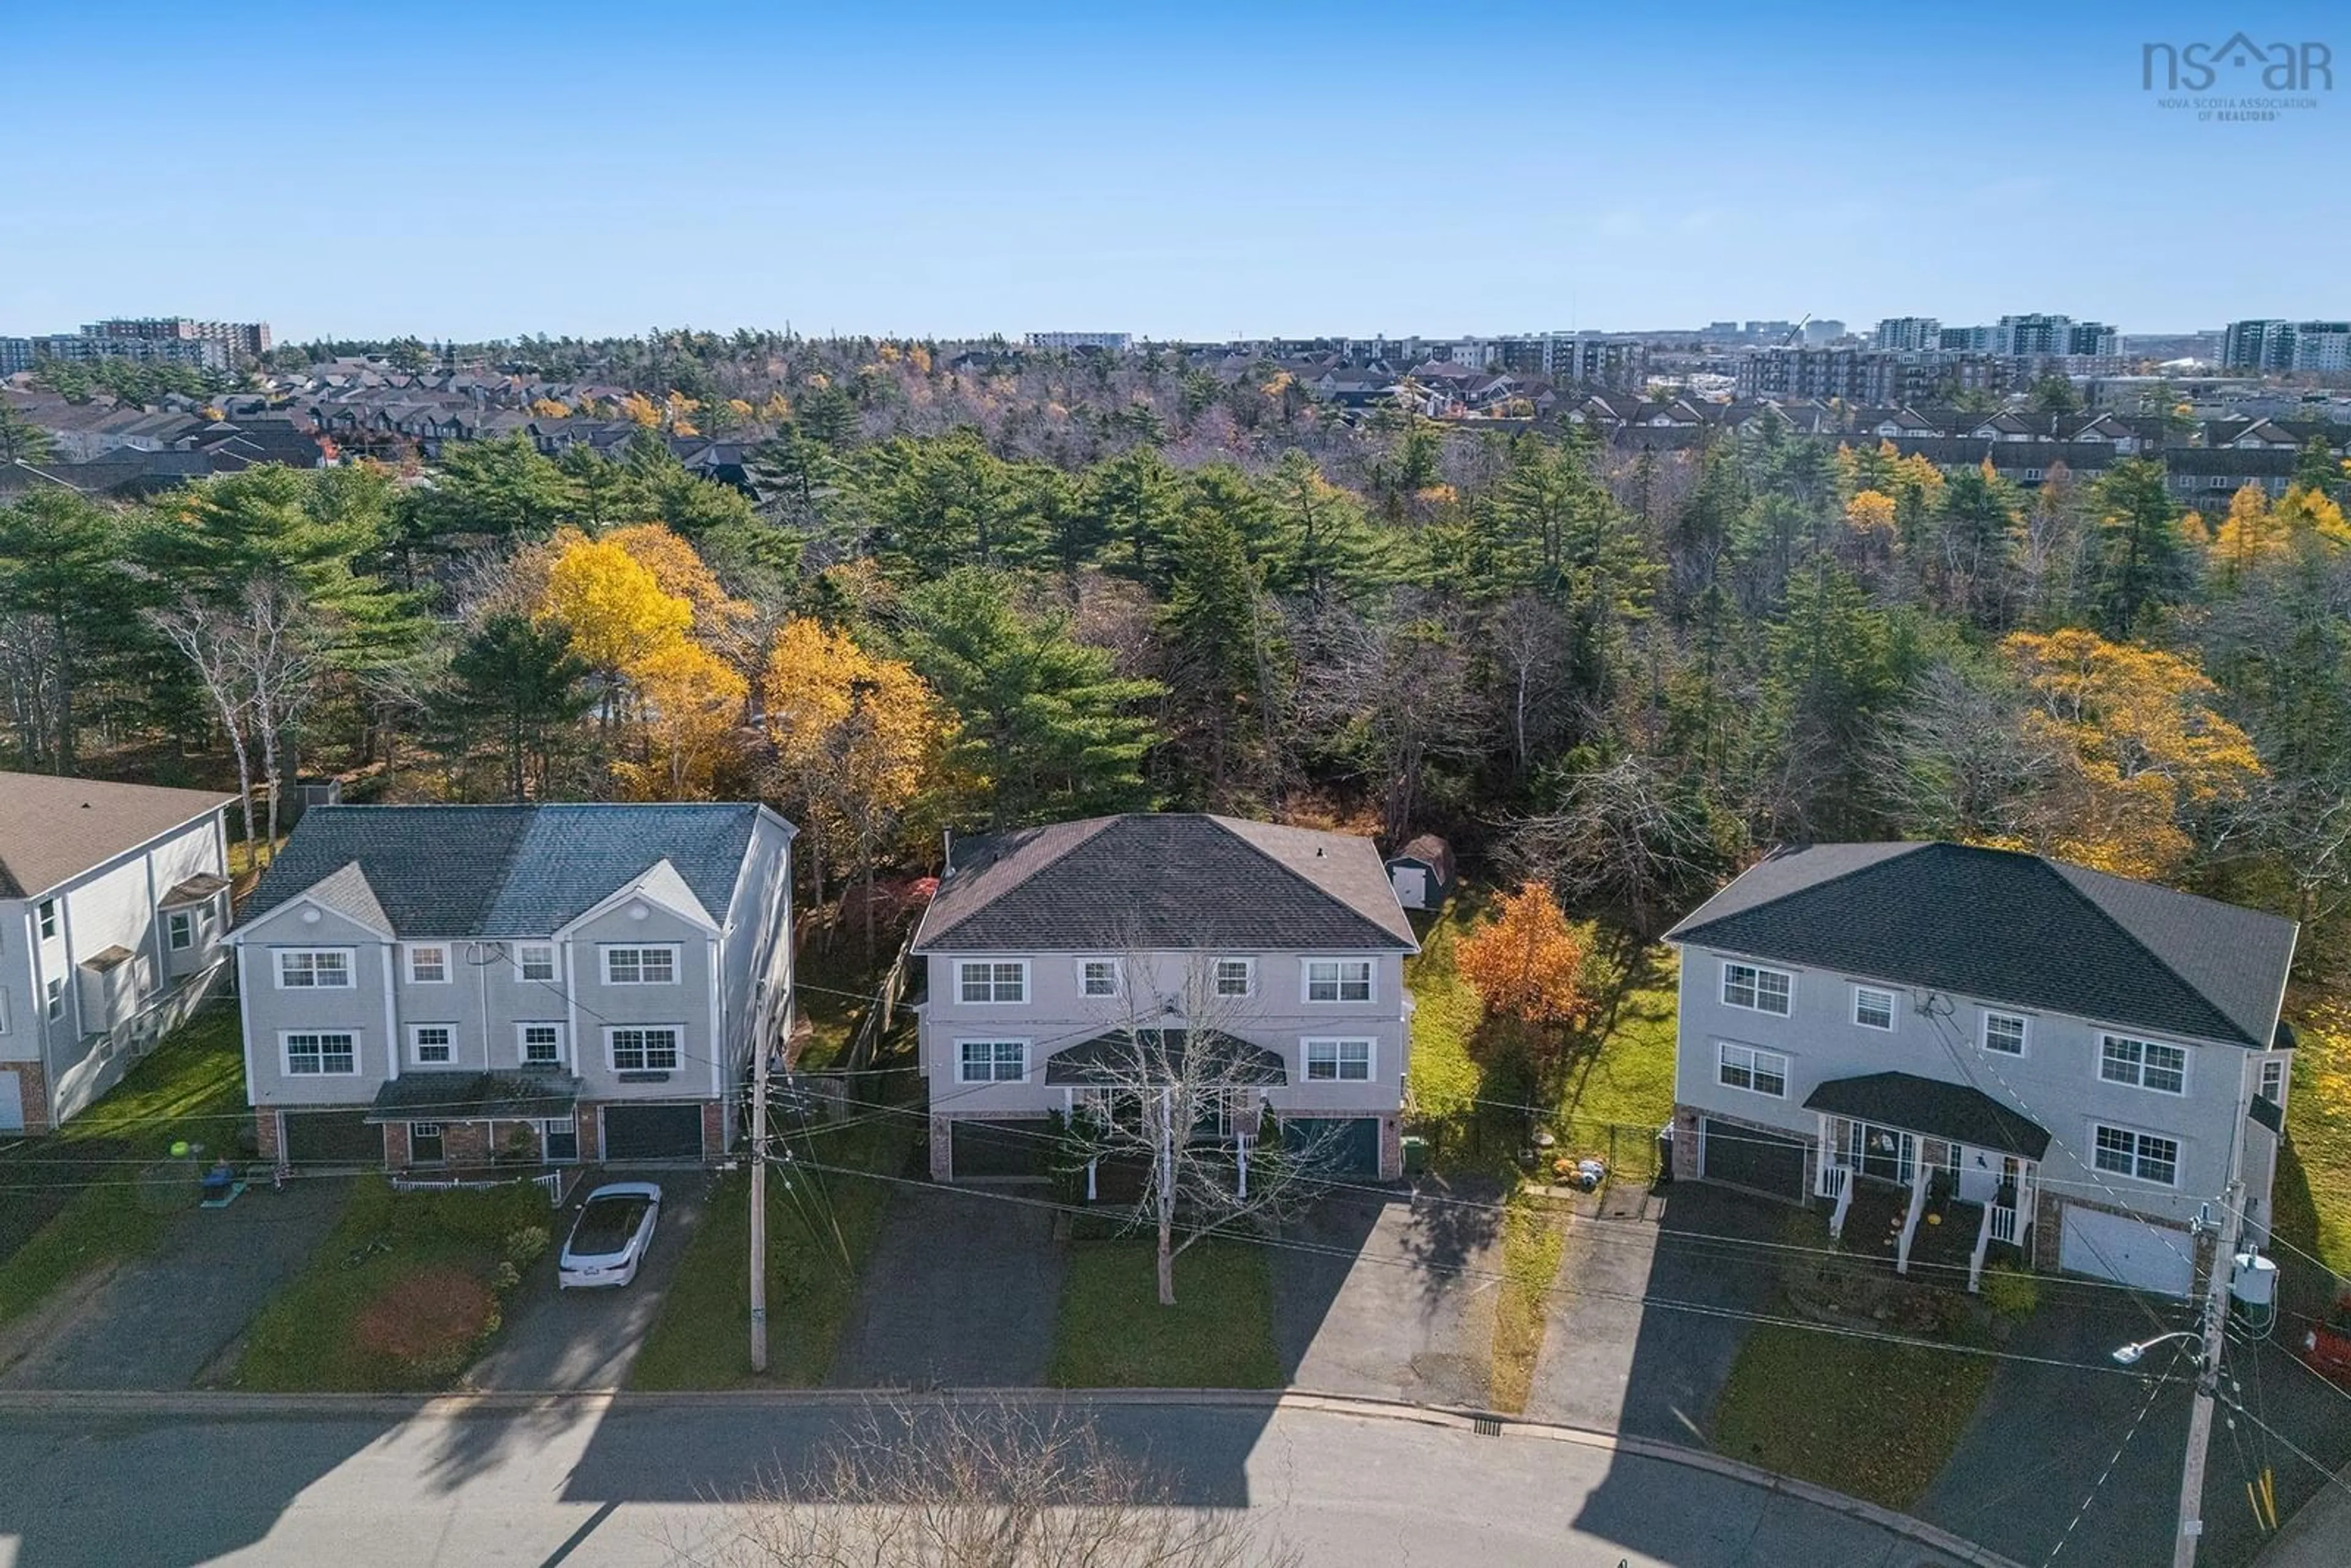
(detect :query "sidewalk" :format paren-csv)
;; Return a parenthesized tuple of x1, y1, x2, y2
(2255, 1458, 2351, 1567)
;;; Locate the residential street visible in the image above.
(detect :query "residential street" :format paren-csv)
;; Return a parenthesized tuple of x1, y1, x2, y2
(0, 1394, 1988, 1568)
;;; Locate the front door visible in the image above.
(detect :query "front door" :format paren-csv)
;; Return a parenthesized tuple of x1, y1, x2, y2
(542, 1115, 579, 1163)
(410, 1122, 445, 1165)
(1857, 1123, 1912, 1185)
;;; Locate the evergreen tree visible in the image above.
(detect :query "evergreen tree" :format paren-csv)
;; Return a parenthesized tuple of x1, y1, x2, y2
(446, 612, 594, 800)
(2091, 457, 2189, 637)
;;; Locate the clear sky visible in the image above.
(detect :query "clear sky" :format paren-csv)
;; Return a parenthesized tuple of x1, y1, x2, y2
(2, 1, 2342, 342)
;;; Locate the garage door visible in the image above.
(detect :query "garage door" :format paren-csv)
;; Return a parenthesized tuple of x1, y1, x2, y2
(2060, 1206, 2194, 1296)
(282, 1109, 381, 1168)
(601, 1103, 707, 1163)
(0, 1071, 22, 1135)
(1701, 1118, 1807, 1201)
(950, 1118, 1051, 1179)
(1284, 1116, 1381, 1177)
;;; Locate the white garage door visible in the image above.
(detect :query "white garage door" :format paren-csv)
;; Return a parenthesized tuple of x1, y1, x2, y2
(2060, 1206, 2194, 1297)
(0, 1070, 21, 1133)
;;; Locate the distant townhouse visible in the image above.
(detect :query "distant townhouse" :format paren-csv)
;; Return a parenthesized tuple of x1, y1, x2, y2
(0, 774, 237, 1133)
(228, 804, 793, 1171)
(909, 814, 1419, 1183)
(1667, 843, 2296, 1298)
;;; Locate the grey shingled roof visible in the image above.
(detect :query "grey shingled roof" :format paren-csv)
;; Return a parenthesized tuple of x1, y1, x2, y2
(244, 805, 774, 938)
(1043, 1029, 1288, 1087)
(914, 814, 1417, 955)
(1803, 1072, 2050, 1159)
(0, 772, 235, 899)
(1667, 842, 2296, 1049)
(365, 1071, 582, 1123)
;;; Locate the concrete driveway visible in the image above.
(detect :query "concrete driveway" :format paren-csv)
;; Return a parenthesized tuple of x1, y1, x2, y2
(1271, 1182, 1505, 1407)
(828, 1184, 1065, 1388)
(468, 1172, 708, 1392)
(1526, 1182, 1782, 1440)
(0, 1178, 350, 1391)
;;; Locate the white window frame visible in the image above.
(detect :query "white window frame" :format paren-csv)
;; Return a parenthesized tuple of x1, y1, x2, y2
(166, 910, 196, 951)
(514, 942, 560, 983)
(517, 1021, 567, 1068)
(1721, 961, 1793, 1016)
(1212, 958, 1256, 998)
(45, 977, 64, 1021)
(1717, 1041, 1790, 1098)
(408, 1022, 456, 1065)
(2099, 1033, 2187, 1095)
(601, 943, 680, 986)
(1303, 1037, 1374, 1082)
(274, 947, 355, 989)
(2091, 1122, 2180, 1187)
(37, 899, 56, 941)
(1303, 958, 1375, 1004)
(282, 1029, 359, 1076)
(1981, 1011, 2030, 1057)
(405, 942, 452, 985)
(1077, 957, 1122, 999)
(1851, 986, 1896, 1032)
(956, 1038, 1029, 1083)
(606, 1025, 682, 1072)
(2259, 1057, 2286, 1106)
(955, 959, 1029, 1005)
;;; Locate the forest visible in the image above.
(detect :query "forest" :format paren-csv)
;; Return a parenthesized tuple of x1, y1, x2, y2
(4, 334, 2350, 1003)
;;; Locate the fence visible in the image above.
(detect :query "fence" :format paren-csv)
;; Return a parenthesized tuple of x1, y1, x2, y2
(389, 1166, 579, 1209)
(841, 929, 918, 1075)
(1408, 1104, 1668, 1186)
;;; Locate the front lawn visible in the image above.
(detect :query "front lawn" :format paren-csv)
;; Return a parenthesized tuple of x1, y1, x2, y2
(0, 1008, 250, 1325)
(1049, 1238, 1281, 1389)
(2274, 1000, 2351, 1281)
(631, 1118, 904, 1389)
(1709, 1324, 1996, 1510)
(234, 1177, 551, 1390)
(1490, 1192, 1569, 1413)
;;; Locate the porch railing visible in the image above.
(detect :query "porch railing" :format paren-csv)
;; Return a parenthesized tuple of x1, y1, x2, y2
(1893, 1161, 1932, 1275)
(1988, 1203, 2020, 1247)
(390, 1167, 577, 1209)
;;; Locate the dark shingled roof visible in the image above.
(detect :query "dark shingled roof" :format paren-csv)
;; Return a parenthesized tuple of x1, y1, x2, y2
(244, 805, 775, 938)
(365, 1070, 582, 1123)
(914, 814, 1416, 955)
(1667, 842, 2296, 1049)
(1803, 1072, 2050, 1160)
(1043, 1029, 1288, 1087)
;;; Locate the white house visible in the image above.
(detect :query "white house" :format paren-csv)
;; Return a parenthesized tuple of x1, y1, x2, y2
(1665, 842, 2297, 1297)
(0, 772, 238, 1132)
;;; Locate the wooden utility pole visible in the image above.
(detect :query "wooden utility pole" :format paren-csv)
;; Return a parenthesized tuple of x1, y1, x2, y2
(749, 1026, 770, 1375)
(2173, 1064, 2253, 1568)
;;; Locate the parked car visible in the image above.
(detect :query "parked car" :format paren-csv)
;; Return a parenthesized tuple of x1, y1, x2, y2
(558, 1182, 662, 1289)
(2303, 1289, 2351, 1385)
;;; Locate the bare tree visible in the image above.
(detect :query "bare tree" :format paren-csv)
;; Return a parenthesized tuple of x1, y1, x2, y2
(1506, 753, 1739, 940)
(149, 596, 260, 854)
(1059, 955, 1341, 1306)
(1868, 662, 2058, 843)
(690, 1398, 1297, 1568)
(1295, 595, 1487, 842)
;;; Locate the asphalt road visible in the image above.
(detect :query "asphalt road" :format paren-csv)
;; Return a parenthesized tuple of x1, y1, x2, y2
(0, 1396, 1985, 1568)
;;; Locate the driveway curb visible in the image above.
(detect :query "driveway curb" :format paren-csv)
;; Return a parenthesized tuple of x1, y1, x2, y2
(0, 1384, 2022, 1566)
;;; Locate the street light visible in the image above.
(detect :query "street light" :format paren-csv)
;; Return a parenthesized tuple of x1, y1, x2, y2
(2112, 1329, 2203, 1367)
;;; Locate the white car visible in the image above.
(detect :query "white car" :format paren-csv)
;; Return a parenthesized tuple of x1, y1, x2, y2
(558, 1182, 662, 1289)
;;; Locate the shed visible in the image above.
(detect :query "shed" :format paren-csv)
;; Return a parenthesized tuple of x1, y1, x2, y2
(1384, 833, 1455, 911)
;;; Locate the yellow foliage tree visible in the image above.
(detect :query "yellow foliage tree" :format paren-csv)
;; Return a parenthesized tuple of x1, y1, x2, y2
(1997, 629, 2264, 880)
(1456, 882, 1591, 1033)
(530, 397, 572, 418)
(759, 391, 792, 422)
(763, 618, 948, 942)
(536, 534, 693, 674)
(2276, 482, 2351, 546)
(1844, 490, 1897, 535)
(618, 392, 662, 429)
(906, 345, 932, 375)
(613, 639, 748, 801)
(602, 523, 751, 640)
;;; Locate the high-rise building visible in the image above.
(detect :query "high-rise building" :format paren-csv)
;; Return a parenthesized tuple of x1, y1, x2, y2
(1872, 317, 1942, 351)
(81, 317, 271, 360)
(1025, 331, 1131, 351)
(2222, 319, 2351, 373)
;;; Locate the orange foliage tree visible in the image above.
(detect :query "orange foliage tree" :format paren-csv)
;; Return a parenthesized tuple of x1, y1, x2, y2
(1457, 881, 1591, 1033)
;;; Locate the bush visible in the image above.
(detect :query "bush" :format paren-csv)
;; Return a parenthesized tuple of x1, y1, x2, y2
(1981, 1264, 2040, 1319)
(503, 1225, 550, 1269)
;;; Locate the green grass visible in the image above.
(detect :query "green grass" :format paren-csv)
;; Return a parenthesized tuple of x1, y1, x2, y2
(1491, 1191, 1569, 1412)
(1709, 1326, 1995, 1510)
(0, 1008, 251, 1326)
(234, 1177, 551, 1390)
(631, 1119, 906, 1389)
(1404, 901, 1485, 1127)
(1554, 944, 1681, 1140)
(2274, 1008, 2351, 1280)
(1050, 1239, 1281, 1389)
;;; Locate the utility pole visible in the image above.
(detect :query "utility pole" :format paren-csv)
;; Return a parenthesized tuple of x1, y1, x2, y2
(2173, 1056, 2254, 1568)
(749, 1016, 770, 1375)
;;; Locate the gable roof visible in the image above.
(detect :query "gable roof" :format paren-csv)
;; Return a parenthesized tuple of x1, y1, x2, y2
(241, 804, 779, 939)
(0, 772, 235, 899)
(1665, 842, 2295, 1049)
(913, 813, 1417, 954)
(1803, 1072, 2050, 1158)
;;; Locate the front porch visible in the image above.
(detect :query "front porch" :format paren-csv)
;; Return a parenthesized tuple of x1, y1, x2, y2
(1803, 1072, 2047, 1293)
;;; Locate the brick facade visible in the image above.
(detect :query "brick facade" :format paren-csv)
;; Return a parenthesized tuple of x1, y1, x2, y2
(1378, 1112, 1403, 1180)
(9, 1060, 50, 1135)
(576, 1102, 604, 1163)
(440, 1119, 492, 1167)
(382, 1121, 411, 1168)
(700, 1099, 727, 1160)
(930, 1112, 954, 1180)
(256, 1108, 283, 1163)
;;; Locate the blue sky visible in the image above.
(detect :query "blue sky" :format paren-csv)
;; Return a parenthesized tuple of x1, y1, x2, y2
(2, 2, 2342, 341)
